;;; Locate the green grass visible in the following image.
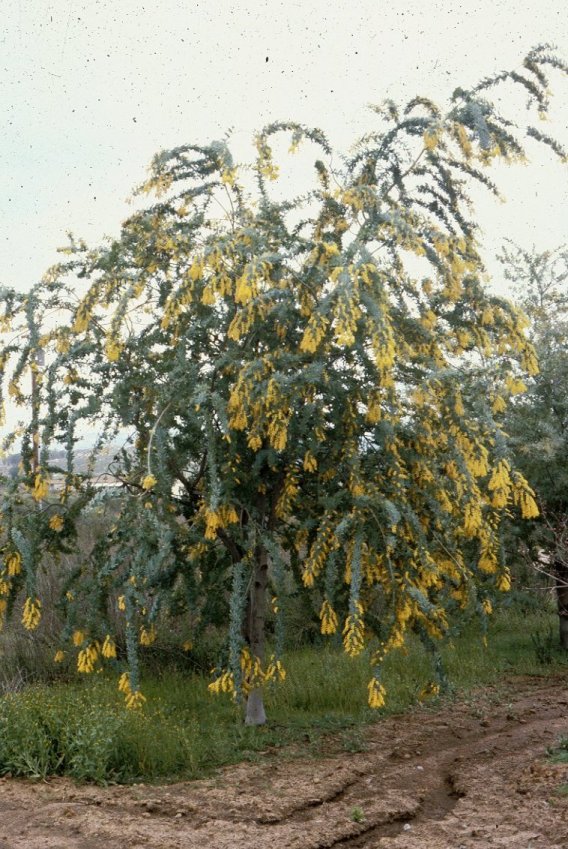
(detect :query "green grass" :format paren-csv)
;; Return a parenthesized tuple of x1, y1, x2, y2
(0, 608, 564, 784)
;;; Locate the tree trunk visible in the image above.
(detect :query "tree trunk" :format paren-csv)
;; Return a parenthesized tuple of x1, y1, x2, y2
(555, 559, 568, 650)
(245, 545, 269, 725)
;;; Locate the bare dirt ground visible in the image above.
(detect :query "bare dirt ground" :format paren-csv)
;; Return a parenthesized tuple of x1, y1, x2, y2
(0, 674, 566, 849)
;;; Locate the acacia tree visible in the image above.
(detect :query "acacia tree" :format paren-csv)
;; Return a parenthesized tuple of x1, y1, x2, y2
(499, 242, 568, 647)
(0, 47, 565, 723)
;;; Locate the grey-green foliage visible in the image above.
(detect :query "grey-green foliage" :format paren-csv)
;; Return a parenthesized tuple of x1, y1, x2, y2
(499, 242, 568, 593)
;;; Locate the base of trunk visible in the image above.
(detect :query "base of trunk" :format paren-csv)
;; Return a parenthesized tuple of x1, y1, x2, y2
(245, 689, 266, 725)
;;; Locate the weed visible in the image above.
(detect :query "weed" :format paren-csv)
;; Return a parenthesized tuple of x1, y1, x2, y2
(350, 806, 365, 823)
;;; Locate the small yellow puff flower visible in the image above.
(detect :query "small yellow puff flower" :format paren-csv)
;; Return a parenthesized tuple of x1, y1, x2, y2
(72, 629, 86, 646)
(141, 474, 157, 490)
(53, 650, 66, 663)
(117, 595, 126, 611)
(497, 571, 511, 592)
(182, 640, 193, 652)
(49, 514, 64, 532)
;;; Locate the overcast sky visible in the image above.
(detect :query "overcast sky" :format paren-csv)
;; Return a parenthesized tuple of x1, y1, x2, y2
(1, 0, 567, 295)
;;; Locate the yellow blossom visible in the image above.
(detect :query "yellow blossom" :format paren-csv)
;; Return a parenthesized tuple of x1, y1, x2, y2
(77, 642, 100, 674)
(105, 337, 122, 362)
(102, 635, 117, 659)
(303, 451, 317, 472)
(53, 650, 66, 663)
(141, 474, 157, 490)
(343, 601, 365, 657)
(125, 690, 147, 710)
(367, 677, 386, 709)
(419, 682, 440, 700)
(6, 552, 21, 576)
(423, 128, 440, 151)
(320, 599, 339, 635)
(32, 474, 49, 501)
(22, 597, 41, 630)
(49, 514, 64, 532)
(139, 625, 156, 646)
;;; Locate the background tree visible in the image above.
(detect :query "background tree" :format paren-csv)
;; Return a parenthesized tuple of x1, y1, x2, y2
(0, 46, 566, 723)
(499, 242, 568, 647)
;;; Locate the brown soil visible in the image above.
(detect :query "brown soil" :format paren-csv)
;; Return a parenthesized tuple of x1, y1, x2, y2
(0, 675, 567, 848)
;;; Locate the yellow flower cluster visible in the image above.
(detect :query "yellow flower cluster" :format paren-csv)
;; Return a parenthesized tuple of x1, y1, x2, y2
(423, 128, 440, 151)
(49, 514, 64, 532)
(142, 474, 157, 490)
(6, 552, 21, 576)
(488, 459, 512, 509)
(32, 474, 49, 502)
(319, 599, 339, 635)
(209, 649, 287, 699)
(203, 503, 239, 540)
(104, 336, 122, 362)
(303, 451, 317, 472)
(139, 624, 156, 646)
(22, 597, 42, 630)
(343, 601, 365, 657)
(299, 313, 329, 354)
(512, 474, 539, 519)
(77, 642, 100, 673)
(118, 671, 146, 710)
(419, 682, 440, 700)
(208, 670, 236, 696)
(102, 635, 117, 658)
(264, 657, 286, 684)
(275, 469, 299, 519)
(333, 287, 362, 347)
(302, 518, 339, 587)
(367, 677, 386, 709)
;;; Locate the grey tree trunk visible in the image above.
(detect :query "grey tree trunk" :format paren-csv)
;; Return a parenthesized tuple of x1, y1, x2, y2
(245, 546, 269, 725)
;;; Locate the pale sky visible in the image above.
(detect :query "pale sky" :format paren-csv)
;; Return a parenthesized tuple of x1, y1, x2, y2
(1, 0, 567, 295)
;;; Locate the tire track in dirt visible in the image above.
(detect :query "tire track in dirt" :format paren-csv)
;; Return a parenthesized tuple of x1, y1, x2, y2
(0, 675, 566, 849)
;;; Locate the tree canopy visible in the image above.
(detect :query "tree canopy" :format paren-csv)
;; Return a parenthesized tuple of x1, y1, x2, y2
(499, 242, 568, 646)
(0, 46, 566, 722)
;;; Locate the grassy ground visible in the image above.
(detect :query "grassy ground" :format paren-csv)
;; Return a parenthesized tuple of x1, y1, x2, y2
(0, 607, 564, 784)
